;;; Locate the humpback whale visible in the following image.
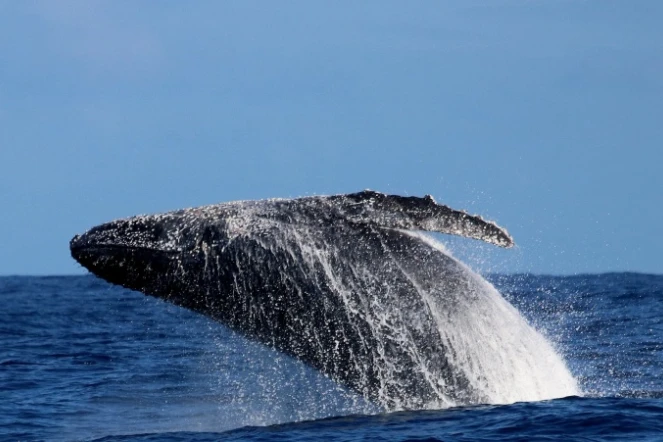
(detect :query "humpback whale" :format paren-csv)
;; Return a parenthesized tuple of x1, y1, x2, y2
(70, 190, 578, 409)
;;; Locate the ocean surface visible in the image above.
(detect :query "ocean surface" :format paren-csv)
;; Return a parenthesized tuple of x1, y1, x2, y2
(2, 272, 662, 441)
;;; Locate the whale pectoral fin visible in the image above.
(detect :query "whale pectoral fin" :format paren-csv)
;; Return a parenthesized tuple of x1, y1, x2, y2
(332, 190, 514, 248)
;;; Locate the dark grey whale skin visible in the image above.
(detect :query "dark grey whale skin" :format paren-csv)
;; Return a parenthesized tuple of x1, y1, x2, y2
(70, 190, 513, 409)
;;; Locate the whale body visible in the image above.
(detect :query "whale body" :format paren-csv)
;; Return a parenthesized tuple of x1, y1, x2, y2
(70, 190, 579, 409)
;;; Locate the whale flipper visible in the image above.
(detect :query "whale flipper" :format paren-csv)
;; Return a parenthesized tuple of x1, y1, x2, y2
(329, 190, 514, 248)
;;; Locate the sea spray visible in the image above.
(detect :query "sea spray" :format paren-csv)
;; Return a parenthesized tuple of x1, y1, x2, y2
(244, 223, 581, 409)
(410, 232, 580, 405)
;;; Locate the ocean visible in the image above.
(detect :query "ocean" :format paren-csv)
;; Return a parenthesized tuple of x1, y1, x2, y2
(2, 272, 662, 441)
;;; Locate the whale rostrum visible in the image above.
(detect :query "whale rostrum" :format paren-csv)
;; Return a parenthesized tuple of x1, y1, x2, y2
(70, 191, 579, 409)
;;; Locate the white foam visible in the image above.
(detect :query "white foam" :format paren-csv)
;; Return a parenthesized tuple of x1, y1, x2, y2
(407, 232, 580, 406)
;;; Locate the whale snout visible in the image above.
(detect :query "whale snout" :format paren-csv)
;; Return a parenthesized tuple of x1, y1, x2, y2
(70, 233, 91, 268)
(70, 230, 99, 266)
(70, 233, 84, 250)
(70, 230, 104, 253)
(71, 216, 185, 293)
(71, 215, 181, 256)
(70, 221, 128, 274)
(71, 214, 181, 267)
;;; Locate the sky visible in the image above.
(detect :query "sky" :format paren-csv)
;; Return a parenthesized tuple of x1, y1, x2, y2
(0, 1, 661, 276)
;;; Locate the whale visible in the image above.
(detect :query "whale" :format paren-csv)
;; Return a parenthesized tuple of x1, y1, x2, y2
(70, 190, 579, 409)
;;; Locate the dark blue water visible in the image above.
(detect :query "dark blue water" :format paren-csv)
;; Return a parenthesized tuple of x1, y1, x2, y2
(2, 273, 662, 441)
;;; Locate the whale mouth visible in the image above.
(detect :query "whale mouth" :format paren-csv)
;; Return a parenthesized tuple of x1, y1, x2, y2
(70, 231, 179, 264)
(70, 234, 180, 257)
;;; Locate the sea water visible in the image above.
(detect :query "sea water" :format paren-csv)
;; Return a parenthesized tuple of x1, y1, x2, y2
(2, 272, 662, 441)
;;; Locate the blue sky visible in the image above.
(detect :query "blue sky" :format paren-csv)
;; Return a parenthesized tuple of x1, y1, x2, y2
(1, 1, 661, 275)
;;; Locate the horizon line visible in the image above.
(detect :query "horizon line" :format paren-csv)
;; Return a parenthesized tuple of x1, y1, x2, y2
(1, 270, 661, 279)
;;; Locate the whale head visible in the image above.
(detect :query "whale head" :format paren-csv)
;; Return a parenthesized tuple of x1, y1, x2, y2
(69, 207, 239, 309)
(71, 213, 181, 291)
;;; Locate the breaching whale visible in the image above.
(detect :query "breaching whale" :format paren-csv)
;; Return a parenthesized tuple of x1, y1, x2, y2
(70, 190, 579, 409)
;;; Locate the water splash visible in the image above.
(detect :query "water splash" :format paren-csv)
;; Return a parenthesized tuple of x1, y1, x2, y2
(410, 233, 580, 405)
(228, 219, 581, 410)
